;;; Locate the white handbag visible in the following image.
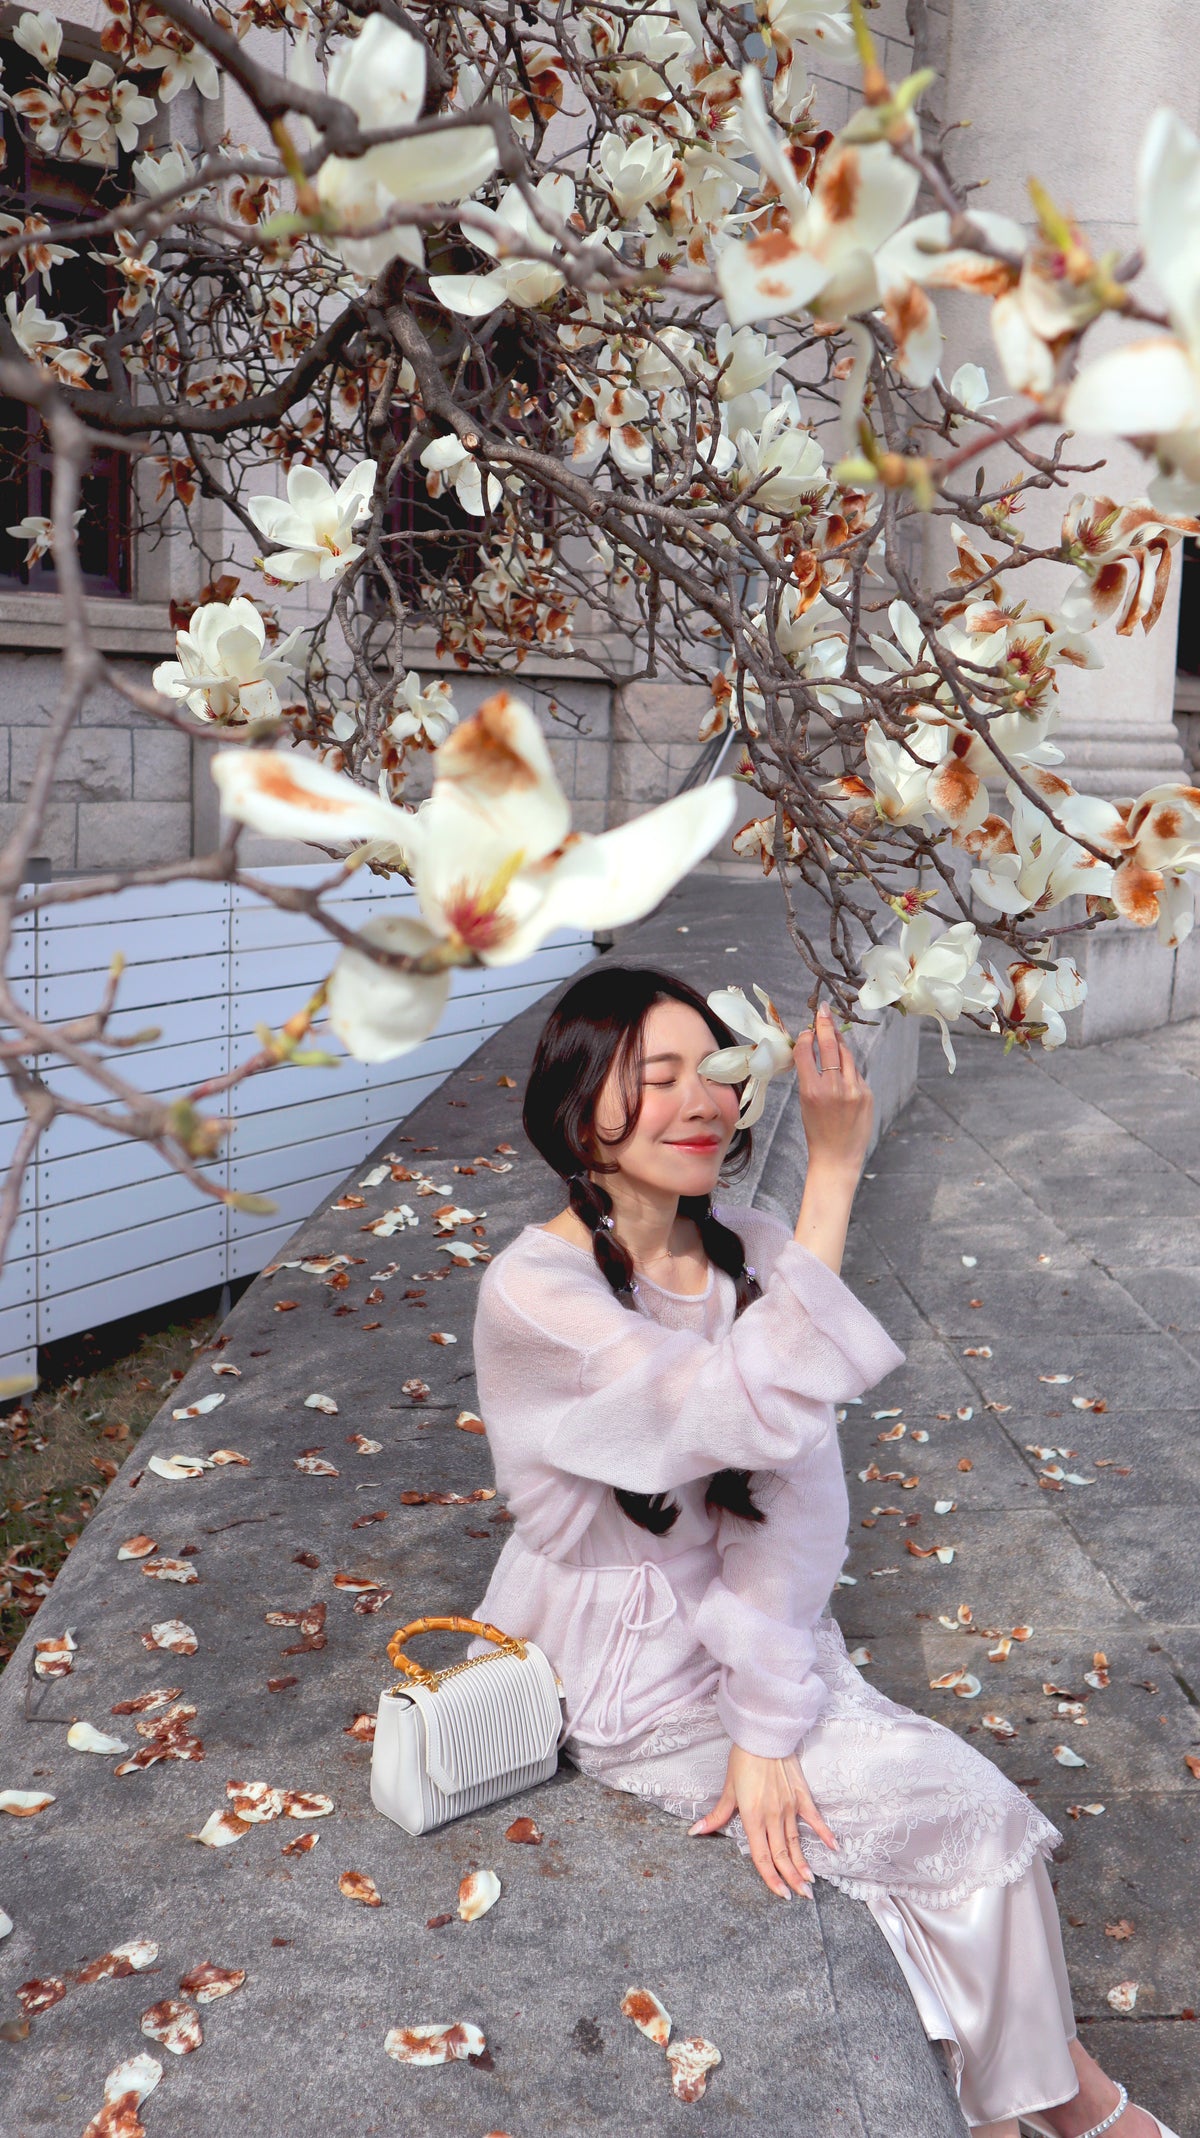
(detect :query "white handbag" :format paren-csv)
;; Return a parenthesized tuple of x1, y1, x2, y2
(370, 1614, 567, 1836)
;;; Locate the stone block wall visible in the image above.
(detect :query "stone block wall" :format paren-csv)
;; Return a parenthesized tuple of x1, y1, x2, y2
(0, 655, 198, 874)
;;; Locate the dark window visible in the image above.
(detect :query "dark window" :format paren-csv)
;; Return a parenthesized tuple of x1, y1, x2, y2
(380, 330, 559, 613)
(0, 45, 131, 595)
(1178, 537, 1200, 677)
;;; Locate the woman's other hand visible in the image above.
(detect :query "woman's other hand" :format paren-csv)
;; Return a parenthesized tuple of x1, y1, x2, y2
(686, 1743, 839, 1898)
(793, 1002, 874, 1181)
(790, 1003, 874, 1274)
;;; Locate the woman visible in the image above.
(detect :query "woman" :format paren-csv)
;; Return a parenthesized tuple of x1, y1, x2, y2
(468, 963, 1176, 2138)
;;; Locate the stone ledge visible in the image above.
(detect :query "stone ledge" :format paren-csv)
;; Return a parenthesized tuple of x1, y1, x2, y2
(0, 592, 173, 658)
(0, 872, 959, 2138)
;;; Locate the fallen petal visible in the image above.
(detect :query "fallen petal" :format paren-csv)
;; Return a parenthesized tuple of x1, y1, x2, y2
(179, 1963, 245, 2002)
(226, 1781, 284, 1823)
(666, 2036, 722, 2102)
(78, 1940, 159, 1983)
(140, 1998, 202, 2054)
(340, 1870, 383, 1906)
(505, 1816, 541, 1844)
(457, 1869, 501, 1921)
(281, 1790, 334, 1818)
(190, 1809, 252, 1848)
(32, 1629, 76, 1678)
(282, 1831, 318, 1855)
(294, 1456, 339, 1476)
(68, 1722, 130, 1755)
(118, 1535, 157, 1561)
(17, 1975, 67, 2014)
(304, 1393, 340, 1414)
(384, 2021, 486, 2065)
(140, 1559, 198, 1583)
(1053, 1744, 1088, 1767)
(171, 1392, 225, 1418)
(143, 1620, 197, 1653)
(1106, 1980, 1139, 2014)
(0, 1790, 55, 1815)
(621, 1985, 671, 2047)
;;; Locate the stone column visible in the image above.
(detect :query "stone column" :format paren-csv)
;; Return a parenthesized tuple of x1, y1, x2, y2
(934, 0, 1200, 801)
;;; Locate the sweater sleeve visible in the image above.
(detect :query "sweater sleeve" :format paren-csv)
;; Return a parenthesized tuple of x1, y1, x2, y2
(476, 1229, 904, 1497)
(693, 1437, 850, 1758)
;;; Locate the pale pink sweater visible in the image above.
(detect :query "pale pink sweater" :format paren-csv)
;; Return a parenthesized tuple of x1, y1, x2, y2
(468, 1203, 905, 1760)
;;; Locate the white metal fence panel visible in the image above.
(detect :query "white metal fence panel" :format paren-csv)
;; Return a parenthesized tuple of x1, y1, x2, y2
(0, 865, 593, 1381)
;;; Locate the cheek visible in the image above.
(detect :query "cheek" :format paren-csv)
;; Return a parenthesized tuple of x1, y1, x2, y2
(714, 1086, 740, 1134)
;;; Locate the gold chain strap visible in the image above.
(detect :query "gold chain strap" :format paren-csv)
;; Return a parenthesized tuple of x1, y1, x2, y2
(385, 1613, 528, 1696)
(390, 1640, 526, 1698)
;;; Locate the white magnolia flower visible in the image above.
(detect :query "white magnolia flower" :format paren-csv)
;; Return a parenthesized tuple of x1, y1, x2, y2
(4, 291, 91, 383)
(133, 145, 200, 200)
(6, 507, 82, 564)
(0, 212, 76, 292)
(717, 68, 918, 330)
(13, 11, 61, 68)
(964, 781, 1117, 917)
(153, 598, 306, 726)
(153, 37, 219, 102)
(991, 955, 1086, 1048)
(429, 173, 576, 316)
(948, 362, 994, 412)
(212, 691, 737, 1062)
(857, 914, 999, 1070)
(1064, 110, 1200, 506)
(735, 396, 828, 514)
(387, 672, 458, 750)
(823, 718, 990, 836)
(301, 16, 498, 279)
(714, 322, 783, 433)
(109, 77, 157, 151)
(594, 131, 676, 219)
(760, 0, 855, 120)
(419, 434, 502, 516)
(697, 983, 795, 1128)
(247, 459, 376, 583)
(1059, 494, 1200, 636)
(873, 211, 1024, 389)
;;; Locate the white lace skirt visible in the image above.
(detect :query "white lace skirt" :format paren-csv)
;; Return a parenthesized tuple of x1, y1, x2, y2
(567, 1615, 1081, 2128)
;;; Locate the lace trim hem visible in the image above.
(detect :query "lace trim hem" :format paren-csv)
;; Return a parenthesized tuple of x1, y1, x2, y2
(816, 1816, 1063, 1912)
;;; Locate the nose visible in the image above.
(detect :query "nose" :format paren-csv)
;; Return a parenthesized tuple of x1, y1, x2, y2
(680, 1070, 723, 1120)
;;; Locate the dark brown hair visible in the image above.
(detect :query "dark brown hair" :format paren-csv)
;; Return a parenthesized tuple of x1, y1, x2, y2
(522, 962, 767, 1536)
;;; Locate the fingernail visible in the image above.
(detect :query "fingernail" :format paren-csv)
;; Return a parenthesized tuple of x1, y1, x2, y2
(687, 1820, 703, 1835)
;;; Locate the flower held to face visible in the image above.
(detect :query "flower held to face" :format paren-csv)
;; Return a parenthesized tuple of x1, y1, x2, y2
(697, 984, 795, 1127)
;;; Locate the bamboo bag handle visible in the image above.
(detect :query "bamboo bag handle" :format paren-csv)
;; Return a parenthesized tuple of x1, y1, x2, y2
(386, 1614, 527, 1688)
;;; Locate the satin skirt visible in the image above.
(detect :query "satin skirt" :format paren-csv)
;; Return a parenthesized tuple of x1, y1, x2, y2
(865, 1852, 1079, 2129)
(566, 1618, 1085, 2129)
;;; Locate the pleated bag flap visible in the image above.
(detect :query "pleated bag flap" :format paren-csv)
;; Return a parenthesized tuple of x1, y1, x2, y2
(406, 1644, 563, 1795)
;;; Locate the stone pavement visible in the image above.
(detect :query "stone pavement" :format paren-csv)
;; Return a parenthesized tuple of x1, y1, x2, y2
(836, 1019, 1200, 2136)
(0, 870, 1196, 2135)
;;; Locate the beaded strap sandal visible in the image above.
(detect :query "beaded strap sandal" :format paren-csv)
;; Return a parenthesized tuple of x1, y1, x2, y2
(1019, 2086, 1182, 2138)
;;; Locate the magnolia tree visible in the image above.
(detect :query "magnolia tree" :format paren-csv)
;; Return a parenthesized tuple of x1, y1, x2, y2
(1, 0, 1199, 1254)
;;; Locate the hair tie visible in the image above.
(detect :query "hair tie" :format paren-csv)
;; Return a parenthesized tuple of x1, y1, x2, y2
(746, 1265, 756, 1279)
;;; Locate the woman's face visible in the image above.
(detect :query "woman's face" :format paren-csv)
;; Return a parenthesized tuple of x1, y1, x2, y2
(593, 997, 741, 1198)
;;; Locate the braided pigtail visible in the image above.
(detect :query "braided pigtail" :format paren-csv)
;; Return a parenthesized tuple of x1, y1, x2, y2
(567, 1169, 681, 1536)
(682, 1192, 766, 1527)
(566, 1171, 638, 1303)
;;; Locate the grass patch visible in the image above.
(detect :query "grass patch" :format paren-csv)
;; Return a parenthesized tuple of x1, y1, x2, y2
(0, 1279, 252, 1672)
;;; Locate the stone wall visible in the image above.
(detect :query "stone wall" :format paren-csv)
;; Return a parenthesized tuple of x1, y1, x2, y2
(0, 654, 198, 873)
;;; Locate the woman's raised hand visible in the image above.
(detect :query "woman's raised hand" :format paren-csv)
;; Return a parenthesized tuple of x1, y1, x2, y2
(687, 1744, 839, 1899)
(793, 1002, 874, 1181)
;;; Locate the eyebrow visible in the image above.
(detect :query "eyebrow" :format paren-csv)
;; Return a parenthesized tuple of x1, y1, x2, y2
(643, 1052, 685, 1064)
